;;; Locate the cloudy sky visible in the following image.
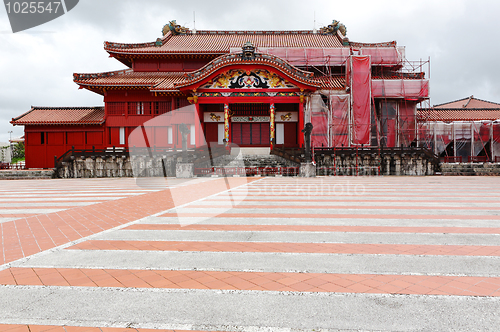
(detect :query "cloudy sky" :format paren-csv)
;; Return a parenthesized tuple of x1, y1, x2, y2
(1, 0, 499, 143)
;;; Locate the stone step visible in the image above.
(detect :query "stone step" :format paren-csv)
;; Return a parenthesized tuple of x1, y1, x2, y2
(197, 154, 298, 168)
(0, 169, 54, 180)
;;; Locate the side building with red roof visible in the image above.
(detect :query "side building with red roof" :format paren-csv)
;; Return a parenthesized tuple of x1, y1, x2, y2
(417, 96, 500, 162)
(11, 20, 430, 169)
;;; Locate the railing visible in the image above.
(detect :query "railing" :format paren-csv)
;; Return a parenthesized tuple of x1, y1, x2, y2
(0, 162, 26, 170)
(442, 156, 462, 163)
(468, 156, 488, 163)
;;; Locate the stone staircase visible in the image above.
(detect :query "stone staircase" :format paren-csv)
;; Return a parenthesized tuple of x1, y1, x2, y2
(194, 148, 300, 176)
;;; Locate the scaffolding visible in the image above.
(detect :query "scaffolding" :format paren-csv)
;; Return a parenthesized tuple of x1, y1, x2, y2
(416, 120, 500, 162)
(297, 42, 431, 151)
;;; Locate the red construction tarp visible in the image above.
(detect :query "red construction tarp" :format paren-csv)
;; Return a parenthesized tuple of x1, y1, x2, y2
(358, 47, 402, 66)
(434, 122, 453, 156)
(472, 121, 491, 157)
(330, 94, 349, 147)
(253, 48, 351, 66)
(310, 95, 329, 148)
(418, 123, 434, 151)
(350, 56, 371, 145)
(380, 101, 397, 147)
(493, 122, 500, 160)
(372, 79, 429, 99)
(399, 102, 416, 146)
(454, 122, 472, 159)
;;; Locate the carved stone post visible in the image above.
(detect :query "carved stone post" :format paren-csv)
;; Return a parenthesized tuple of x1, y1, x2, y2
(302, 122, 313, 163)
(176, 123, 194, 178)
(179, 123, 190, 156)
(300, 122, 315, 177)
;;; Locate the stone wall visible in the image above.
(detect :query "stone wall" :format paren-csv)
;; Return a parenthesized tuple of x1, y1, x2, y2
(314, 154, 436, 176)
(441, 163, 500, 176)
(55, 155, 180, 179)
(54, 152, 439, 178)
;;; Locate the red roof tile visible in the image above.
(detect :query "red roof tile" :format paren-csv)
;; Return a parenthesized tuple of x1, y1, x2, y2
(11, 107, 105, 126)
(105, 30, 345, 55)
(313, 75, 345, 90)
(151, 75, 188, 91)
(434, 96, 500, 109)
(73, 69, 185, 88)
(417, 108, 500, 122)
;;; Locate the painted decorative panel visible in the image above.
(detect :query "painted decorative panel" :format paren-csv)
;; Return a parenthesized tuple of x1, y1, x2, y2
(201, 69, 297, 89)
(203, 112, 224, 123)
(275, 112, 298, 122)
(232, 116, 270, 122)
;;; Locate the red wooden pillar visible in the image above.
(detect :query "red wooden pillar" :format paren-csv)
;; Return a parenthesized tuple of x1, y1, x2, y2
(195, 102, 204, 148)
(299, 101, 305, 147)
(270, 103, 275, 150)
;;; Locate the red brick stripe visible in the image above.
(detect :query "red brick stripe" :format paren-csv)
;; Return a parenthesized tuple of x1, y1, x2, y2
(0, 324, 210, 331)
(1, 267, 499, 297)
(0, 178, 255, 265)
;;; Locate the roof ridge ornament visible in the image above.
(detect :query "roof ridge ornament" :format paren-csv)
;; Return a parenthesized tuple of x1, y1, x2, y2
(320, 20, 347, 36)
(241, 41, 256, 60)
(163, 20, 189, 36)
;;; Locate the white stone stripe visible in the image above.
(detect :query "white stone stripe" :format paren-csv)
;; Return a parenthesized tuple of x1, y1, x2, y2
(137, 216, 500, 228)
(15, 250, 500, 277)
(0, 286, 497, 331)
(207, 196, 500, 202)
(171, 207, 500, 216)
(191, 201, 500, 208)
(93, 229, 500, 246)
(0, 218, 17, 225)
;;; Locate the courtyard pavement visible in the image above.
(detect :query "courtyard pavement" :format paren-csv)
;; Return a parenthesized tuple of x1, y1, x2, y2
(0, 176, 500, 331)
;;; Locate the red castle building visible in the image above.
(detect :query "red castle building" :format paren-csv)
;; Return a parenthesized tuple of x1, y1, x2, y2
(11, 20, 429, 169)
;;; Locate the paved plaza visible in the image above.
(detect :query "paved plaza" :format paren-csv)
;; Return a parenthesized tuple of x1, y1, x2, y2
(0, 176, 500, 331)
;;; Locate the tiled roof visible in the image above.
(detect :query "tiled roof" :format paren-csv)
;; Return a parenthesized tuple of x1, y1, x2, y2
(313, 75, 345, 90)
(433, 96, 500, 109)
(73, 69, 185, 88)
(174, 52, 319, 90)
(11, 107, 105, 126)
(150, 75, 187, 91)
(105, 30, 344, 55)
(417, 108, 500, 122)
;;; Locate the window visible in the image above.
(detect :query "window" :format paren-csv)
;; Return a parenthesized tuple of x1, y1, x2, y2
(155, 101, 171, 115)
(40, 132, 45, 145)
(190, 125, 196, 145)
(107, 102, 126, 115)
(276, 123, 285, 144)
(167, 127, 173, 144)
(218, 123, 224, 144)
(119, 127, 125, 145)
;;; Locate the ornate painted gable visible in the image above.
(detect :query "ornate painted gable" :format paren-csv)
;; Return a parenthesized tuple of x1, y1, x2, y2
(200, 69, 297, 89)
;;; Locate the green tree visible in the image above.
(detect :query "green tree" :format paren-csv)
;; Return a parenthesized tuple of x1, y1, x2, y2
(12, 142, 25, 162)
